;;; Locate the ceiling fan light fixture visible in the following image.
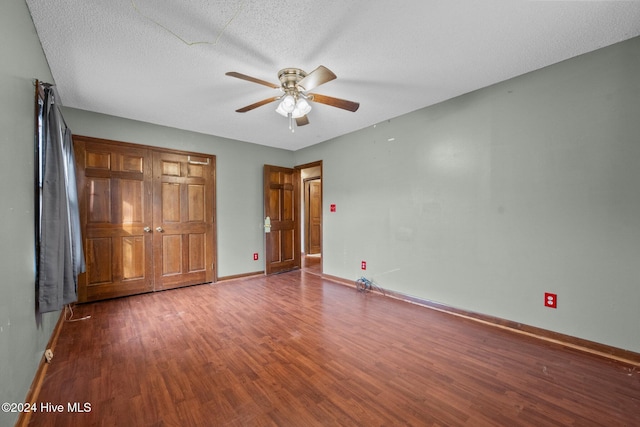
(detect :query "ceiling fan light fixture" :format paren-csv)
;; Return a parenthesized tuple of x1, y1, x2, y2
(292, 98, 311, 118)
(276, 94, 296, 116)
(276, 95, 311, 120)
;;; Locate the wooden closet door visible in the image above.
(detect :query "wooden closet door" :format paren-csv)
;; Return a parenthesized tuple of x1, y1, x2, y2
(74, 137, 154, 302)
(75, 137, 216, 302)
(153, 151, 215, 290)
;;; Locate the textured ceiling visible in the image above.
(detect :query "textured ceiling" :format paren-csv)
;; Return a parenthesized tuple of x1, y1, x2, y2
(26, 0, 640, 151)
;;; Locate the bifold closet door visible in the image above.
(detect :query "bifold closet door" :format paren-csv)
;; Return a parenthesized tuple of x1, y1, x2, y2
(74, 138, 154, 302)
(152, 150, 215, 290)
(75, 136, 215, 302)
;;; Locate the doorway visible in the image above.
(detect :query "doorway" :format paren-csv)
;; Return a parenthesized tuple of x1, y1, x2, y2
(297, 161, 322, 275)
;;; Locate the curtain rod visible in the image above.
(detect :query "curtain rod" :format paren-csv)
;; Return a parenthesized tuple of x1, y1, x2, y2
(34, 80, 65, 111)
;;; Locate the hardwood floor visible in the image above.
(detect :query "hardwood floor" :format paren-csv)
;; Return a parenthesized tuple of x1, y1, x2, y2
(29, 271, 639, 426)
(302, 254, 321, 276)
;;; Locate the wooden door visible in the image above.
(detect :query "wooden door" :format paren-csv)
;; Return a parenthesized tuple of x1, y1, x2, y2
(75, 136, 216, 302)
(153, 151, 215, 290)
(305, 179, 322, 254)
(264, 165, 300, 274)
(74, 137, 154, 302)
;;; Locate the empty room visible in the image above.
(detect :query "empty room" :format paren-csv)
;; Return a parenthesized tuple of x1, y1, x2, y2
(2, 1, 640, 426)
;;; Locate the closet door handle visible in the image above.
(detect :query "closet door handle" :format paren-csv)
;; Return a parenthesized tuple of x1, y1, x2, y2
(143, 227, 151, 233)
(156, 227, 164, 232)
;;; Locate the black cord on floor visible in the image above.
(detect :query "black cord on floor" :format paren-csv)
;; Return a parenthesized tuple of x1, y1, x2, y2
(355, 276, 386, 296)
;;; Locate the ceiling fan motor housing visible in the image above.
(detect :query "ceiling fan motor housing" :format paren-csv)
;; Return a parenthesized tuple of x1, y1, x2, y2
(278, 68, 307, 93)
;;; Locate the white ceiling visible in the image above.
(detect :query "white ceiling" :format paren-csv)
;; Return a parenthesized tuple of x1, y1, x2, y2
(26, 0, 640, 151)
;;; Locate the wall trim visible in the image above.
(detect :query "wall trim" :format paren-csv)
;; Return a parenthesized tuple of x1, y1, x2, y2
(16, 309, 66, 427)
(322, 274, 640, 367)
(217, 271, 264, 282)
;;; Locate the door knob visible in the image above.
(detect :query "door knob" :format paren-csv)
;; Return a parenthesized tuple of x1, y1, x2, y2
(156, 227, 164, 232)
(143, 227, 151, 233)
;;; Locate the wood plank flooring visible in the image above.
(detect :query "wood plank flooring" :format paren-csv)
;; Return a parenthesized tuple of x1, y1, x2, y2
(29, 270, 639, 426)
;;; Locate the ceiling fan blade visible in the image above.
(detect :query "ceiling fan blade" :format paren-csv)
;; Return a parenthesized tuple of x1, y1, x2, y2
(296, 116, 309, 127)
(235, 96, 280, 113)
(309, 93, 360, 112)
(297, 66, 336, 91)
(226, 72, 280, 89)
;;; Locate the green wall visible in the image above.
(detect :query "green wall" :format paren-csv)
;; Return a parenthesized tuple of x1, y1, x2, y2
(0, 1, 60, 425)
(295, 36, 640, 353)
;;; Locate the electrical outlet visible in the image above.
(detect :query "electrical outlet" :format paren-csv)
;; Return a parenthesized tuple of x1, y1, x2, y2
(544, 292, 557, 309)
(253, 253, 259, 261)
(361, 261, 367, 270)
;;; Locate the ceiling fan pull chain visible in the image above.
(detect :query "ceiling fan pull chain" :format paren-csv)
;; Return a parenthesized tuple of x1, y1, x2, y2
(288, 113, 294, 132)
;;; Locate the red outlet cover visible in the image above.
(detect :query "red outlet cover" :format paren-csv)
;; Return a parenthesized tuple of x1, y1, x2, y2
(544, 292, 557, 308)
(253, 253, 259, 261)
(361, 261, 366, 270)
(330, 204, 336, 212)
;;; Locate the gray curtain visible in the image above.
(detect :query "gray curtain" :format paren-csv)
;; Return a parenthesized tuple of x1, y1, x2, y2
(37, 84, 85, 313)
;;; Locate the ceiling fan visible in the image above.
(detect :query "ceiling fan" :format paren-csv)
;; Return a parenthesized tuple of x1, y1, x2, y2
(225, 66, 359, 131)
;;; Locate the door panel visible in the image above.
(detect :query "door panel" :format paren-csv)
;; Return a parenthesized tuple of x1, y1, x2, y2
(153, 151, 215, 290)
(85, 238, 112, 284)
(189, 234, 205, 270)
(264, 165, 300, 274)
(75, 138, 154, 302)
(122, 236, 145, 280)
(161, 182, 181, 222)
